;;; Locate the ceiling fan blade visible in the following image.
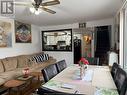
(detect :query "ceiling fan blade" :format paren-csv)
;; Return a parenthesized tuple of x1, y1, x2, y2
(13, 2, 32, 7)
(41, 0, 60, 6)
(41, 7, 56, 14)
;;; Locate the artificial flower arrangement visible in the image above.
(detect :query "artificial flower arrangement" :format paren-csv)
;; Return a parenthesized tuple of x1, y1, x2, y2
(22, 68, 29, 78)
(78, 58, 89, 79)
(79, 57, 89, 67)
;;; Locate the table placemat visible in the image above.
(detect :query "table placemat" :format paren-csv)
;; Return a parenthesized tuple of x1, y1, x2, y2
(94, 87, 119, 95)
(43, 80, 76, 94)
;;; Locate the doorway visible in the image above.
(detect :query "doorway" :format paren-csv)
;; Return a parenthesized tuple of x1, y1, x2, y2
(73, 28, 94, 64)
(73, 35, 82, 64)
(95, 26, 111, 65)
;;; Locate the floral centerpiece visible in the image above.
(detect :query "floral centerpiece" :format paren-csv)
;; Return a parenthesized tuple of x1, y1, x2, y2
(78, 58, 89, 79)
(79, 57, 89, 68)
(22, 68, 29, 78)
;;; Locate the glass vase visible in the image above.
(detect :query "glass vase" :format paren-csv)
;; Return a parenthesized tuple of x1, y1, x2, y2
(84, 64, 88, 70)
(80, 65, 84, 79)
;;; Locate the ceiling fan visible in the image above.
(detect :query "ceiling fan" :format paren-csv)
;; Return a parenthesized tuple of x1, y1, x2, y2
(14, 0, 60, 15)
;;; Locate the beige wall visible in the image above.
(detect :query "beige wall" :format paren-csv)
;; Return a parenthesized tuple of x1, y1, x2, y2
(0, 17, 41, 59)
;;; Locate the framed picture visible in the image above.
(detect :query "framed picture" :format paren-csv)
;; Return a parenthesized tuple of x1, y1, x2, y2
(0, 20, 12, 47)
(15, 21, 31, 43)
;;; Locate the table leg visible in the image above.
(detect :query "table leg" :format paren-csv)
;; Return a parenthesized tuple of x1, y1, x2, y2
(8, 88, 11, 95)
(30, 78, 33, 89)
(38, 75, 40, 81)
(17, 86, 22, 95)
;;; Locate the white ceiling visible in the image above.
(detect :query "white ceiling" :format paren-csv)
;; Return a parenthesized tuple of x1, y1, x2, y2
(15, 0, 123, 26)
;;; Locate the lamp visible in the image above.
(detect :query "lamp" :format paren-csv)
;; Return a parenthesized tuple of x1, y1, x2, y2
(84, 35, 91, 44)
(30, 7, 35, 13)
(22, 68, 29, 78)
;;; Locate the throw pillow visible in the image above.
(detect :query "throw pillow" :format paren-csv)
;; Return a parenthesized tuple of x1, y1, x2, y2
(31, 53, 49, 63)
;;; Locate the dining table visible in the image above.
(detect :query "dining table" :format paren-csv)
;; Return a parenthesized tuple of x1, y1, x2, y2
(41, 65, 119, 95)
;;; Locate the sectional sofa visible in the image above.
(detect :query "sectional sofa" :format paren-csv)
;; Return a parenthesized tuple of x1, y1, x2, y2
(0, 52, 56, 86)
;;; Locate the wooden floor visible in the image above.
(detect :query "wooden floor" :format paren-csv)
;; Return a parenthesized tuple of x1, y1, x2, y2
(4, 80, 44, 95)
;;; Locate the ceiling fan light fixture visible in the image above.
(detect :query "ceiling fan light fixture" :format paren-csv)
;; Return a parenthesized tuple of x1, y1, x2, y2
(35, 11, 39, 15)
(15, 0, 59, 14)
(35, 9, 41, 15)
(30, 7, 41, 15)
(29, 7, 35, 13)
(31, 0, 35, 3)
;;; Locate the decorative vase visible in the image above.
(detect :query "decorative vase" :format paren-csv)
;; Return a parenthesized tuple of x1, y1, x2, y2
(80, 65, 84, 79)
(84, 64, 88, 70)
(86, 64, 88, 69)
(22, 68, 29, 78)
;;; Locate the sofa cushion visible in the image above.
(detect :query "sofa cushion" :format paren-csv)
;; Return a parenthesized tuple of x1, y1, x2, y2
(0, 71, 20, 81)
(2, 57, 17, 71)
(28, 59, 39, 68)
(0, 60, 4, 73)
(31, 53, 49, 63)
(44, 53, 49, 60)
(17, 55, 30, 68)
(0, 78, 5, 86)
(31, 55, 42, 63)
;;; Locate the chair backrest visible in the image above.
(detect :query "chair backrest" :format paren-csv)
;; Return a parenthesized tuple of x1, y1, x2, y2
(120, 78, 127, 95)
(56, 60, 67, 73)
(125, 88, 127, 95)
(111, 62, 120, 79)
(114, 67, 127, 94)
(85, 57, 99, 65)
(41, 64, 58, 82)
